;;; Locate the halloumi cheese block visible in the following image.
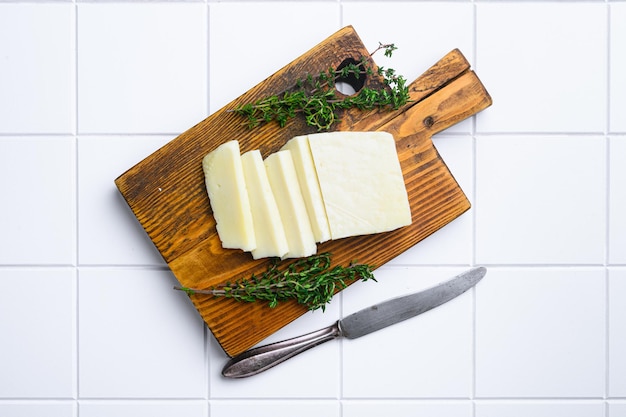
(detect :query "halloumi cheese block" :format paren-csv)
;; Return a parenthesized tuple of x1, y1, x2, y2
(264, 150, 317, 259)
(280, 135, 331, 243)
(307, 131, 412, 240)
(241, 150, 289, 259)
(202, 140, 256, 251)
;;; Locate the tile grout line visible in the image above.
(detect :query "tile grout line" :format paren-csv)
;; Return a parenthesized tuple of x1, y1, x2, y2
(206, 1, 211, 121)
(73, 0, 81, 411)
(606, 266, 611, 410)
(605, 1, 611, 411)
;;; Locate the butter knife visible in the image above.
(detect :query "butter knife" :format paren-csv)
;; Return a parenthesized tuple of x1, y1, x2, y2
(222, 266, 487, 378)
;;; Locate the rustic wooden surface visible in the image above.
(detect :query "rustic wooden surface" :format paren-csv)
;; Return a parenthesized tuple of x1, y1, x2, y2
(115, 26, 492, 357)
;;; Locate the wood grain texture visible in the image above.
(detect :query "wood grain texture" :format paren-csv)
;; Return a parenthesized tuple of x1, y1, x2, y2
(115, 26, 492, 357)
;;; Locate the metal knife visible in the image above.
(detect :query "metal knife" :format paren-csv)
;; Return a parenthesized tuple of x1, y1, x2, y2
(222, 266, 487, 378)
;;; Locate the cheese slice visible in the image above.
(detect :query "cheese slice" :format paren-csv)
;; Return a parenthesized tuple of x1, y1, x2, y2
(307, 131, 412, 240)
(280, 135, 331, 243)
(202, 140, 256, 251)
(241, 150, 289, 259)
(264, 150, 317, 259)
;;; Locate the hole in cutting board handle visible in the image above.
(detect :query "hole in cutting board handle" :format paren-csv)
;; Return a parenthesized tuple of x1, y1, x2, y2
(334, 57, 366, 96)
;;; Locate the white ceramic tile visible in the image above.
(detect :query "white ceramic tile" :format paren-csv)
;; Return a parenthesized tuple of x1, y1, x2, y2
(0, 268, 75, 398)
(609, 402, 626, 417)
(389, 135, 473, 266)
(475, 136, 606, 265)
(609, 268, 626, 397)
(209, 298, 341, 398)
(475, 268, 605, 398)
(475, 401, 605, 417)
(0, 4, 74, 134)
(77, 3, 207, 134)
(609, 137, 626, 264)
(208, 2, 340, 112)
(0, 137, 75, 265)
(78, 136, 170, 266)
(343, 401, 472, 417)
(476, 3, 607, 133)
(78, 268, 206, 398)
(0, 403, 76, 417)
(342, 267, 475, 398)
(611, 3, 626, 133)
(210, 400, 339, 417)
(79, 401, 207, 417)
(343, 2, 474, 134)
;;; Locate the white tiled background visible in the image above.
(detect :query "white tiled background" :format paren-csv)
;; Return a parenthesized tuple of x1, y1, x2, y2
(1, 0, 624, 415)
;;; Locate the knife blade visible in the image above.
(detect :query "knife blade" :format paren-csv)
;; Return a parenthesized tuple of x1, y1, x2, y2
(222, 266, 487, 378)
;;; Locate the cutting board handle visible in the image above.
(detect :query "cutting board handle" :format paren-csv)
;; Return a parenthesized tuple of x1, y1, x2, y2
(380, 70, 492, 143)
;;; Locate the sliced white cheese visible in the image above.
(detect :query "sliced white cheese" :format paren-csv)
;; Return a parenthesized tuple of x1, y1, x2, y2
(280, 135, 331, 243)
(264, 150, 317, 259)
(307, 131, 412, 240)
(202, 140, 256, 251)
(241, 150, 289, 259)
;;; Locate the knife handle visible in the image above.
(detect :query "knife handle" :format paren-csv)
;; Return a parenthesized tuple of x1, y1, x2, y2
(222, 321, 342, 378)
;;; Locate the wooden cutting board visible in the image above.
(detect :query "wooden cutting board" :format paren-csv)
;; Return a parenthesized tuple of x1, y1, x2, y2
(115, 26, 492, 357)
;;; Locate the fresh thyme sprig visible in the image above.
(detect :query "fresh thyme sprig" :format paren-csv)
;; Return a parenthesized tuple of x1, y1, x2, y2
(232, 43, 410, 131)
(174, 253, 376, 312)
